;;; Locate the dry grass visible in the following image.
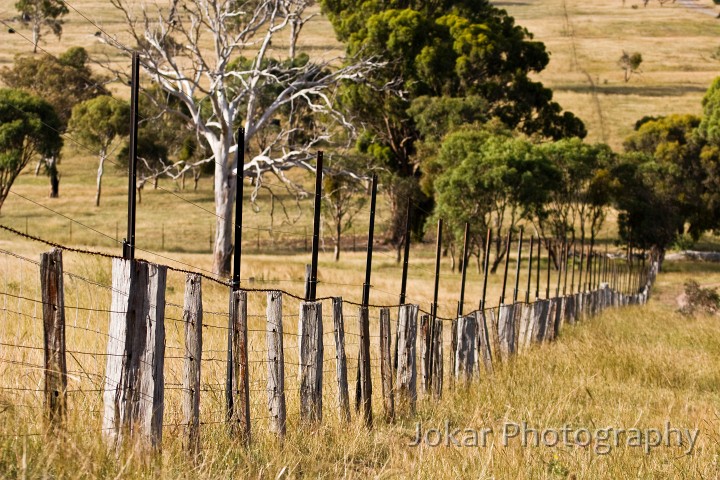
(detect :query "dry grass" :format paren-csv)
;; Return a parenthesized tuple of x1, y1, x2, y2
(500, 0, 720, 149)
(1, 245, 720, 478)
(1, 0, 718, 148)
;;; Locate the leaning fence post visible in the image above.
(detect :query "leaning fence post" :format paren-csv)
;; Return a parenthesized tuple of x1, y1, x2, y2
(182, 274, 203, 453)
(103, 258, 166, 450)
(476, 310, 494, 375)
(266, 291, 286, 437)
(486, 308, 501, 364)
(396, 304, 418, 413)
(229, 290, 250, 441)
(332, 298, 350, 421)
(299, 300, 323, 424)
(40, 248, 66, 427)
(379, 308, 394, 422)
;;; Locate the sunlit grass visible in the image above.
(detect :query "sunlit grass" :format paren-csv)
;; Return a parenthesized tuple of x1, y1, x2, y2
(1, 251, 719, 477)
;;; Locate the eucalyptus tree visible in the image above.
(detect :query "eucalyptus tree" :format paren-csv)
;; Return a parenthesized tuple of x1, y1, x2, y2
(14, 0, 68, 53)
(321, 0, 585, 247)
(0, 89, 62, 213)
(69, 96, 130, 207)
(101, 0, 377, 275)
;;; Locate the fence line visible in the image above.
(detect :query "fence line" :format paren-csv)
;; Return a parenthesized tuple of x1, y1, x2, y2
(0, 228, 657, 453)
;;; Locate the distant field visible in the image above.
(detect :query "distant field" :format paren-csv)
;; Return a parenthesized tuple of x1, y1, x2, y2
(495, 0, 720, 149)
(1, 0, 718, 148)
(0, 0, 719, 287)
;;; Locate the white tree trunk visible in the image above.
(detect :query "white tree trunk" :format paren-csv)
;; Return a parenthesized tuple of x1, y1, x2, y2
(95, 153, 105, 207)
(32, 21, 40, 54)
(210, 137, 235, 277)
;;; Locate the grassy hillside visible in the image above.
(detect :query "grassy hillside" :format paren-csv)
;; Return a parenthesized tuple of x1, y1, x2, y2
(496, 0, 720, 149)
(1, 0, 719, 149)
(1, 255, 719, 478)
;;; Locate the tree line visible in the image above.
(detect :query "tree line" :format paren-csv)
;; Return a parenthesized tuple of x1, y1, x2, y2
(0, 0, 718, 273)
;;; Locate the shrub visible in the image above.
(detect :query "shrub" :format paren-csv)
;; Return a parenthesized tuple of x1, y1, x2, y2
(681, 280, 720, 316)
(672, 233, 695, 251)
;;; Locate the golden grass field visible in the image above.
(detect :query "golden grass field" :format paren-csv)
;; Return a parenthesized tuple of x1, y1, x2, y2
(1, 0, 720, 478)
(1, 246, 719, 478)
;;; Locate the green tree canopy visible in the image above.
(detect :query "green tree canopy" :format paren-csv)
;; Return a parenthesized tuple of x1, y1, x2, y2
(0, 47, 108, 128)
(431, 130, 559, 271)
(0, 47, 109, 196)
(536, 138, 616, 251)
(14, 0, 69, 53)
(623, 114, 712, 239)
(698, 76, 720, 146)
(69, 95, 130, 206)
(0, 88, 62, 212)
(322, 0, 585, 244)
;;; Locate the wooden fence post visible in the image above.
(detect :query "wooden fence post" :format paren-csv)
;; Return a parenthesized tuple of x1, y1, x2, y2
(449, 318, 457, 390)
(357, 306, 373, 427)
(517, 303, 531, 354)
(486, 308, 501, 364)
(565, 295, 576, 325)
(574, 292, 583, 321)
(379, 308, 394, 422)
(266, 291, 286, 437)
(545, 299, 558, 342)
(431, 320, 443, 399)
(533, 300, 549, 344)
(182, 274, 203, 453)
(229, 290, 250, 441)
(420, 314, 432, 395)
(396, 304, 418, 413)
(512, 304, 523, 352)
(40, 248, 66, 427)
(332, 298, 350, 421)
(103, 258, 166, 450)
(553, 297, 563, 337)
(497, 304, 514, 361)
(455, 314, 476, 384)
(299, 301, 323, 424)
(476, 310, 493, 375)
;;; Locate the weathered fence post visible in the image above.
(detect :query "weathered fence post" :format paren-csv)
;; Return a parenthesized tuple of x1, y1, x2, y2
(357, 306, 372, 427)
(299, 301, 323, 424)
(517, 303, 532, 354)
(332, 298, 350, 421)
(420, 314, 432, 395)
(182, 274, 203, 453)
(449, 318, 457, 390)
(103, 258, 167, 450)
(40, 248, 66, 427)
(266, 291, 286, 437)
(497, 304, 514, 361)
(379, 308, 394, 422)
(486, 308, 501, 364)
(534, 300, 549, 343)
(548, 298, 558, 341)
(229, 290, 250, 442)
(455, 314, 476, 384)
(431, 320, 443, 399)
(396, 304, 418, 412)
(476, 310, 494, 375)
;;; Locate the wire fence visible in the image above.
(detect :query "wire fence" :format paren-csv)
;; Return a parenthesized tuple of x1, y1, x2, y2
(0, 227, 657, 447)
